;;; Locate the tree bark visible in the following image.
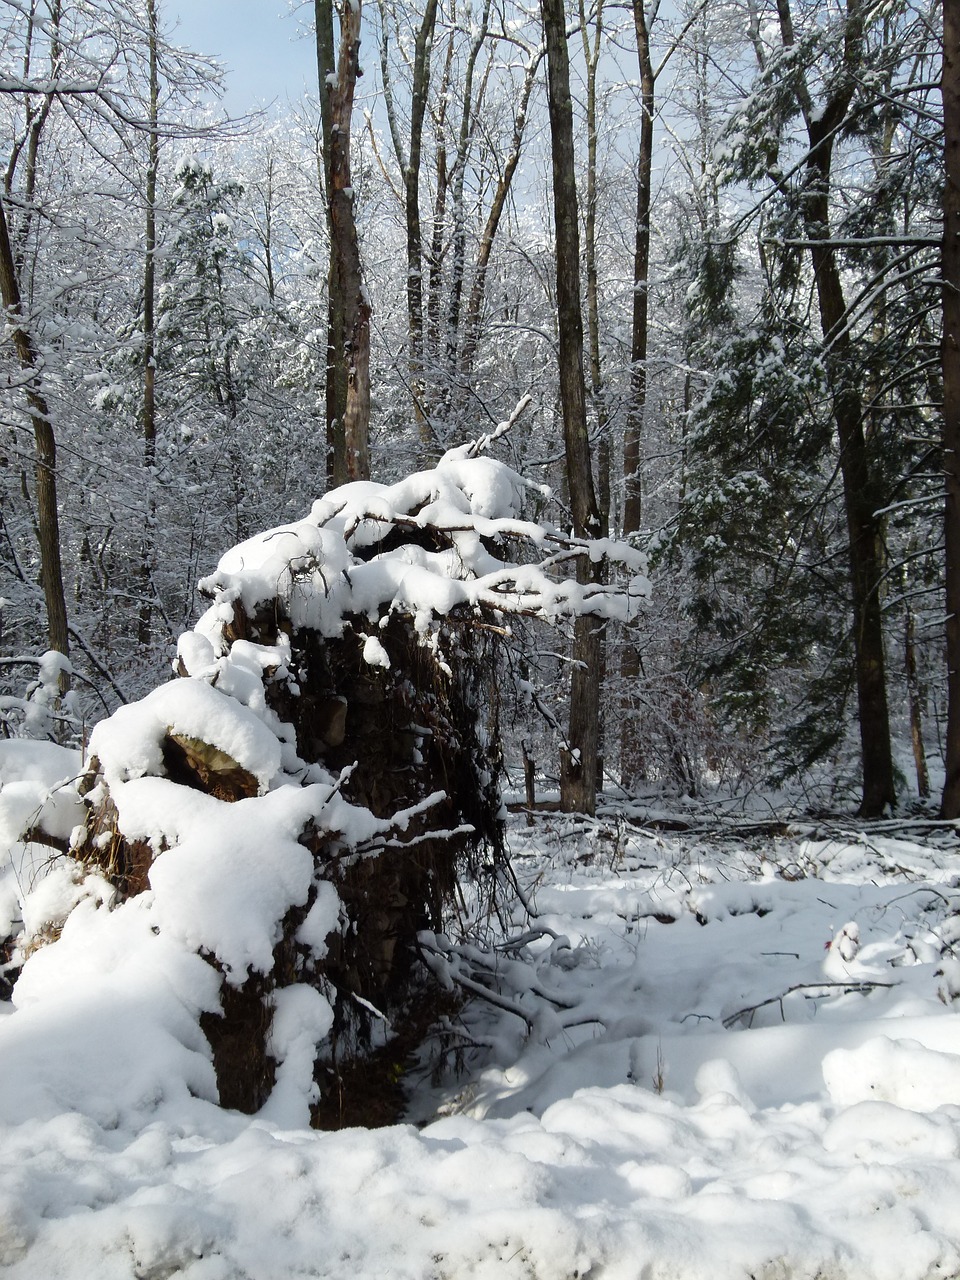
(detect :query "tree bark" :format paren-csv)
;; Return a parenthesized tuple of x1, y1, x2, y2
(316, 0, 348, 482)
(805, 150, 894, 819)
(138, 0, 160, 649)
(623, 0, 655, 542)
(905, 606, 930, 800)
(579, 0, 608, 536)
(404, 0, 438, 451)
(326, 0, 371, 482)
(541, 0, 603, 815)
(619, 0, 657, 789)
(0, 195, 69, 666)
(779, 0, 895, 816)
(942, 0, 960, 817)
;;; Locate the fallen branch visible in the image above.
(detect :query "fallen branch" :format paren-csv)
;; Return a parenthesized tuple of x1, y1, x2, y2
(418, 935, 535, 1031)
(723, 980, 898, 1030)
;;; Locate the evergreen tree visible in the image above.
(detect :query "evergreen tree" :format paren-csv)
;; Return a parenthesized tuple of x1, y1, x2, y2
(672, 0, 941, 809)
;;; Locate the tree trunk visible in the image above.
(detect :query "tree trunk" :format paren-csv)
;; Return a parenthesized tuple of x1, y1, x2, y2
(444, 0, 492, 378)
(778, 0, 895, 816)
(905, 607, 930, 800)
(327, 0, 371, 482)
(522, 745, 536, 824)
(404, 0, 438, 454)
(541, 0, 603, 815)
(579, 0, 608, 535)
(316, 0, 348, 482)
(460, 44, 543, 378)
(942, 0, 960, 817)
(0, 195, 69, 667)
(138, 0, 160, 650)
(623, 0, 654, 542)
(619, 0, 656, 789)
(804, 144, 894, 817)
(426, 27, 454, 388)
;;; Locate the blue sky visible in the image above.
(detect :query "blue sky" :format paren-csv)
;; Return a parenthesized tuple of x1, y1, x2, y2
(165, 0, 317, 114)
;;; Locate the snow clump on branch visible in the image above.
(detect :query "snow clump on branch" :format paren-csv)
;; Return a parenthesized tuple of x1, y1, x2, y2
(190, 448, 649, 652)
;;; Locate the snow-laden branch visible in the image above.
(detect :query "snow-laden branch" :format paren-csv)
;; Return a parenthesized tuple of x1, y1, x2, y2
(193, 448, 650, 654)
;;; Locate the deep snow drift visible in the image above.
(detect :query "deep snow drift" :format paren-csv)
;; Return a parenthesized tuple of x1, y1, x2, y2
(2, 794, 960, 1279)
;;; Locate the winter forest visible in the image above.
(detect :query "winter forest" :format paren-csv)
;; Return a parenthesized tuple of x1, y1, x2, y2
(4, 0, 960, 1276)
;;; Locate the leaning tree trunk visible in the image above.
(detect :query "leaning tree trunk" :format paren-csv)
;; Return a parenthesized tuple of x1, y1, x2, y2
(443, 0, 491, 379)
(941, 0, 960, 818)
(460, 43, 542, 379)
(541, 0, 603, 815)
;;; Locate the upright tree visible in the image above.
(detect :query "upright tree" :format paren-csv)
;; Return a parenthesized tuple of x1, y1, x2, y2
(0, 199, 70, 668)
(0, 2, 69, 669)
(138, 0, 161, 649)
(541, 0, 603, 814)
(620, 0, 704, 785)
(942, 0, 960, 817)
(784, 0, 895, 815)
(318, 0, 371, 483)
(713, 0, 904, 814)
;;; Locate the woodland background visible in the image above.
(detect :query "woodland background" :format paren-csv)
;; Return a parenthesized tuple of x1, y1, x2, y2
(0, 0, 955, 819)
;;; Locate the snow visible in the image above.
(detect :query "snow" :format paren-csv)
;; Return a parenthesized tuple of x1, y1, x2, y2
(146, 788, 318, 979)
(195, 451, 649, 644)
(0, 455, 955, 1276)
(0, 740, 82, 937)
(89, 678, 284, 794)
(261, 984, 335, 1128)
(0, 739, 80, 849)
(362, 632, 391, 668)
(2, 805, 960, 1277)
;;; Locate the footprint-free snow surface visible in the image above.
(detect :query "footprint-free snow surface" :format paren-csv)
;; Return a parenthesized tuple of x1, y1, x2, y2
(4, 802, 960, 1278)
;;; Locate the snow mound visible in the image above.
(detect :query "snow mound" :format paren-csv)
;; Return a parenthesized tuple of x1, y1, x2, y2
(824, 1036, 960, 1111)
(89, 677, 283, 794)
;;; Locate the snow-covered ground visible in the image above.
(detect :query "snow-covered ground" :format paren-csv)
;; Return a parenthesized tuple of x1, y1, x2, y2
(3, 796, 960, 1279)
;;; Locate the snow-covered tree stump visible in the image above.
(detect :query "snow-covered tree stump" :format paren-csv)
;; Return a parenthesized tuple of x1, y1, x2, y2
(60, 443, 647, 1125)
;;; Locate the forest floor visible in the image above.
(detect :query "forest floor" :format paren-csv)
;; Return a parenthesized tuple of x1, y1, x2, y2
(3, 794, 960, 1277)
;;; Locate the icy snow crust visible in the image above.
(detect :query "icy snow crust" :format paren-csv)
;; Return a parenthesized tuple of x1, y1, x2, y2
(1, 456, 959, 1275)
